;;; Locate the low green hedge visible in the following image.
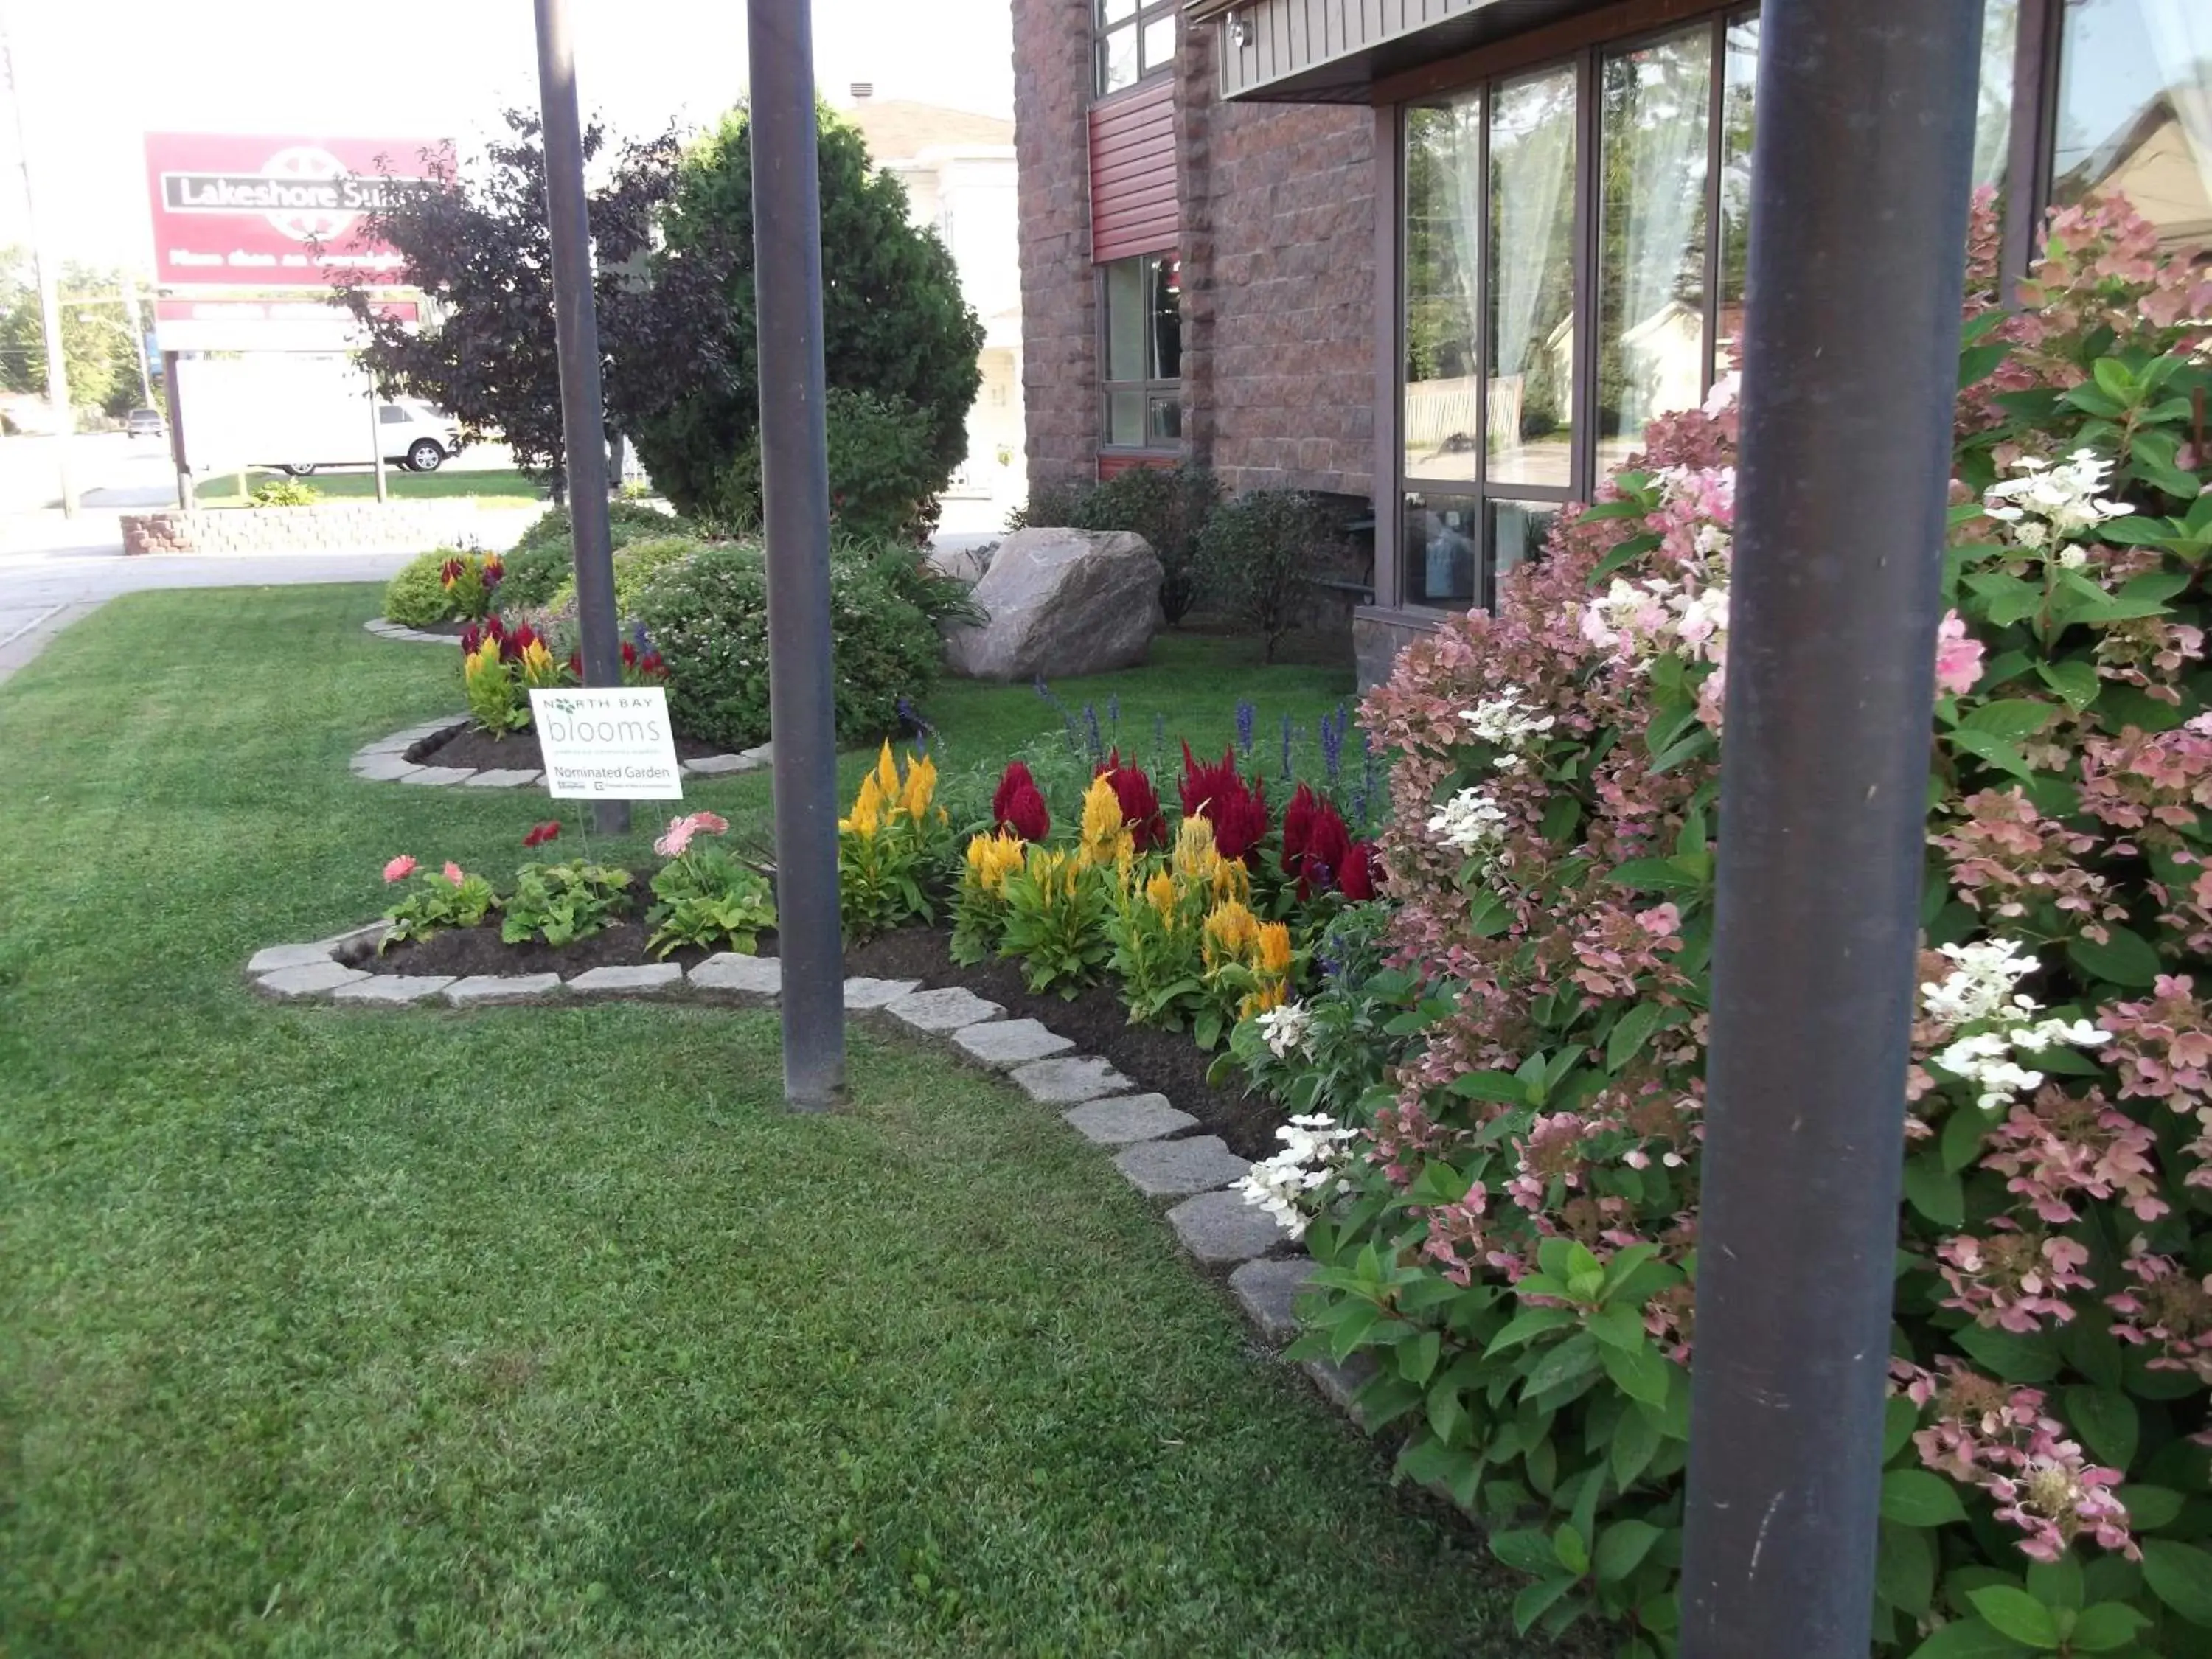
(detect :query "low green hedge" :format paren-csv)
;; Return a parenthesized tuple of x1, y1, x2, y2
(382, 550, 459, 628)
(499, 502, 695, 612)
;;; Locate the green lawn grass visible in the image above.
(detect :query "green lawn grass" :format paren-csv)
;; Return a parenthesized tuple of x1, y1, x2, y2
(198, 466, 542, 508)
(0, 587, 1531, 1656)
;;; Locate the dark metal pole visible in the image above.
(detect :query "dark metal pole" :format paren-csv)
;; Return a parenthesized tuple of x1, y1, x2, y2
(1679, 4, 1983, 1655)
(749, 0, 846, 1110)
(532, 0, 627, 835)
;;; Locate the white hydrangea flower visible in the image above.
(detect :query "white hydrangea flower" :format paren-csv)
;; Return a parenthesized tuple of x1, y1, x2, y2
(1921, 936, 2043, 1030)
(1256, 1001, 1315, 1061)
(1933, 1015, 2110, 1113)
(1235, 1113, 1357, 1239)
(1461, 686, 1556, 771)
(1428, 787, 1509, 855)
(1983, 448, 2131, 551)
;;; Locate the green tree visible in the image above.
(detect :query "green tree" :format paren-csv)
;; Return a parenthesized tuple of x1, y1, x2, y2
(603, 103, 984, 524)
(0, 250, 145, 420)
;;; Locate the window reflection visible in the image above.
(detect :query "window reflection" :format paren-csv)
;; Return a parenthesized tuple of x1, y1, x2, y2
(2054, 0, 2212, 250)
(1487, 66, 1579, 490)
(1488, 501, 1560, 608)
(1405, 493, 1481, 608)
(1718, 13, 1757, 368)
(1403, 94, 1485, 482)
(1595, 27, 1712, 478)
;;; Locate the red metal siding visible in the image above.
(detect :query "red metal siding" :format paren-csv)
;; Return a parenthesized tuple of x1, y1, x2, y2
(1096, 450, 1178, 481)
(1089, 79, 1180, 262)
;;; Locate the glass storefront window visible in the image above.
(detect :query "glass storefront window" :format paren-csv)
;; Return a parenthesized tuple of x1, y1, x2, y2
(1486, 65, 1579, 490)
(2054, 0, 2212, 251)
(1403, 94, 1485, 483)
(1405, 493, 1482, 608)
(1489, 500, 1562, 604)
(1594, 27, 1713, 479)
(1718, 13, 1757, 368)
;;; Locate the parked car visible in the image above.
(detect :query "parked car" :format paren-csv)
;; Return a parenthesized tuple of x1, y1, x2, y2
(279, 399, 462, 476)
(125, 407, 167, 439)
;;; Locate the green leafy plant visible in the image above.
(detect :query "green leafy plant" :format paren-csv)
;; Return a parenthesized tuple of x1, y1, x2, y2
(1105, 818, 1250, 1040)
(950, 828, 1025, 966)
(378, 855, 497, 947)
(1063, 463, 1223, 625)
(1194, 488, 1328, 661)
(247, 476, 321, 507)
(499, 501, 695, 611)
(998, 844, 1111, 999)
(501, 860, 632, 947)
(647, 813, 775, 956)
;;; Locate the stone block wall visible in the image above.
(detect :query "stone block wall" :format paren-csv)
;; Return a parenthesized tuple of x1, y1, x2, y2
(122, 503, 480, 557)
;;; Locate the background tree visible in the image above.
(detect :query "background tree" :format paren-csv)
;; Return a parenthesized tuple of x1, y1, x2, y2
(0, 249, 150, 420)
(602, 104, 984, 525)
(333, 116, 676, 486)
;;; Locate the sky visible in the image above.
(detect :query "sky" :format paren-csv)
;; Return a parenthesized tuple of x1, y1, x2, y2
(0, 0, 1014, 275)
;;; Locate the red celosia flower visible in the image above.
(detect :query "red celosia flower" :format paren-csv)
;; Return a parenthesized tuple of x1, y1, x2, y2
(1179, 743, 1270, 863)
(992, 762, 1038, 826)
(638, 651, 666, 678)
(1001, 782, 1050, 843)
(622, 639, 639, 667)
(1339, 839, 1380, 902)
(499, 622, 538, 664)
(522, 820, 561, 848)
(459, 622, 483, 655)
(439, 557, 465, 588)
(482, 556, 504, 588)
(567, 650, 584, 676)
(1282, 784, 1352, 898)
(1096, 749, 1166, 851)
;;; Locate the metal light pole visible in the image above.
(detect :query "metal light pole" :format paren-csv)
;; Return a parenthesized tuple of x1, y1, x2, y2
(749, 0, 846, 1110)
(532, 0, 627, 835)
(1678, 3, 1983, 1655)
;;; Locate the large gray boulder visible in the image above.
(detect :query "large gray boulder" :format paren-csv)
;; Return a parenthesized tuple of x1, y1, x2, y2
(942, 527, 1164, 681)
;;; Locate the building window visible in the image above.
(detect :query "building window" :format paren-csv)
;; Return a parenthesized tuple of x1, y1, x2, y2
(2052, 0, 2212, 251)
(1391, 0, 2056, 613)
(1097, 0, 1178, 100)
(1102, 252, 1181, 448)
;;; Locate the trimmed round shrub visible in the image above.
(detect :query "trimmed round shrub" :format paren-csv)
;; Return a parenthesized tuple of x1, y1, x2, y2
(545, 535, 703, 622)
(694, 388, 948, 545)
(383, 549, 459, 627)
(633, 542, 942, 752)
(1193, 488, 1325, 661)
(500, 501, 695, 611)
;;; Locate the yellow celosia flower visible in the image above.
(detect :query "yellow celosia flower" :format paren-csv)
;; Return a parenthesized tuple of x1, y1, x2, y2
(521, 639, 554, 678)
(1203, 898, 1260, 967)
(1078, 773, 1133, 869)
(1172, 814, 1249, 905)
(1253, 921, 1293, 975)
(899, 751, 938, 821)
(841, 771, 886, 838)
(1145, 867, 1179, 923)
(1241, 981, 1290, 1019)
(464, 637, 501, 681)
(965, 829, 1025, 895)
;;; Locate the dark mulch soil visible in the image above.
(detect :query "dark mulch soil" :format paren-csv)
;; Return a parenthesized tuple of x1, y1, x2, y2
(844, 926, 1284, 1160)
(367, 919, 781, 978)
(406, 723, 735, 773)
(394, 618, 473, 637)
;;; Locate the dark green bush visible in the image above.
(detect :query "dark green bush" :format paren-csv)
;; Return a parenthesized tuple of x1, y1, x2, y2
(544, 535, 703, 620)
(1010, 465, 1221, 625)
(500, 501, 693, 611)
(697, 389, 946, 545)
(1194, 489, 1326, 662)
(633, 543, 942, 752)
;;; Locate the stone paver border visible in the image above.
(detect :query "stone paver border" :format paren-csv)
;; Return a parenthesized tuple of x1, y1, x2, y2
(347, 714, 771, 790)
(241, 919, 1348, 1427)
(364, 617, 456, 644)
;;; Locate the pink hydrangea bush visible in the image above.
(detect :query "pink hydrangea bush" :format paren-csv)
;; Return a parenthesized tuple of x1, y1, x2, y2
(1276, 195, 2212, 1656)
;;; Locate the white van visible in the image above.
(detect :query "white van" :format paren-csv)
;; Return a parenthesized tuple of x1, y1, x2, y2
(282, 398, 461, 476)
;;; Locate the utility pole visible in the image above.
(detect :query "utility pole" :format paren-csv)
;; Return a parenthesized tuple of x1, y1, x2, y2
(1677, 4, 1984, 1656)
(1, 18, 73, 517)
(750, 0, 846, 1110)
(531, 0, 626, 835)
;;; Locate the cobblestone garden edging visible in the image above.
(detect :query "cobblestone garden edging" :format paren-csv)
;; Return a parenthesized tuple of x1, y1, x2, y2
(349, 717, 772, 789)
(242, 925, 1372, 1417)
(363, 618, 456, 645)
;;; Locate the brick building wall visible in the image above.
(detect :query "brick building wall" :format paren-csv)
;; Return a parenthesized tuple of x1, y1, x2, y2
(1012, 0, 1102, 495)
(1013, 0, 1377, 504)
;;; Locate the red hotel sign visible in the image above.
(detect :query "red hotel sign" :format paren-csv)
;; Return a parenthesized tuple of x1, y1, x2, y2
(144, 133, 451, 288)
